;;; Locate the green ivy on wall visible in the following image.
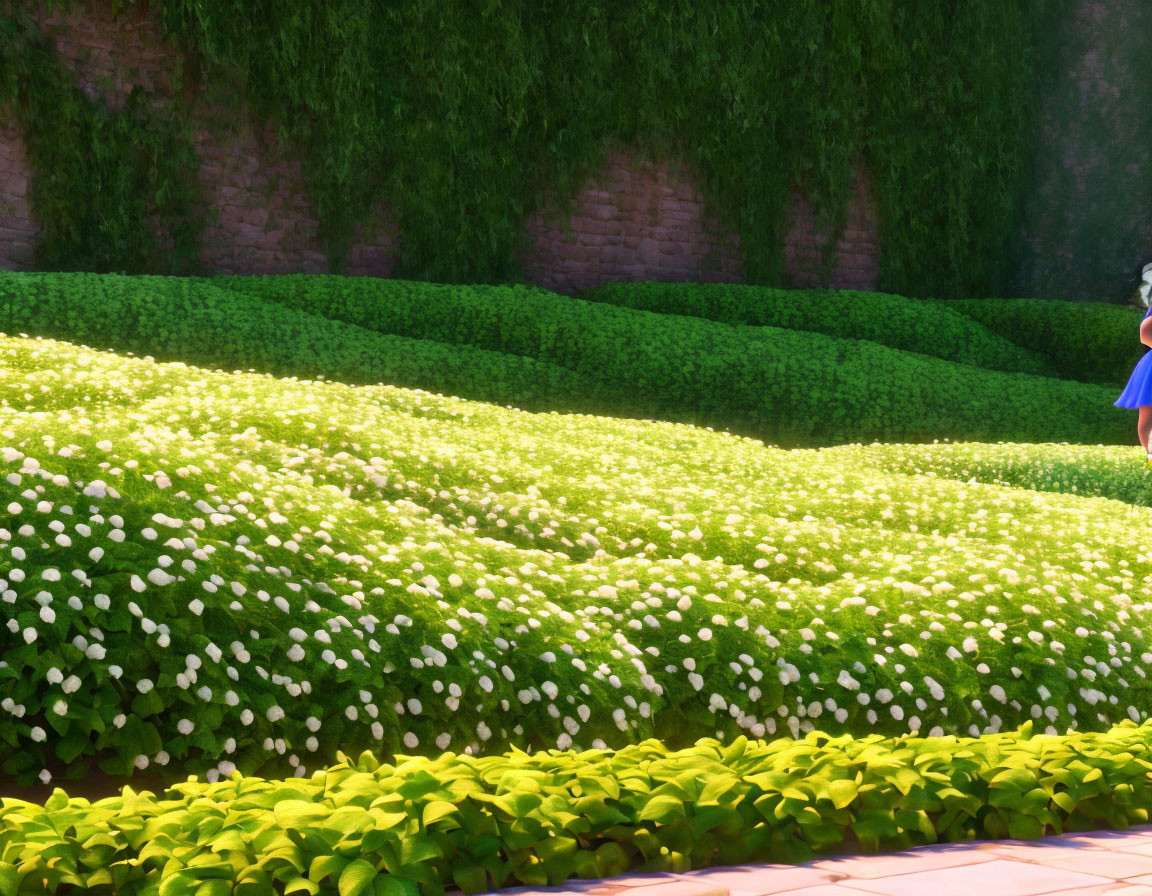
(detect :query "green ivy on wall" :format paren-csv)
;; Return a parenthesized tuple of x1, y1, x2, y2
(0, 7, 202, 275)
(155, 0, 1075, 298)
(3, 1, 1072, 298)
(1009, 0, 1152, 303)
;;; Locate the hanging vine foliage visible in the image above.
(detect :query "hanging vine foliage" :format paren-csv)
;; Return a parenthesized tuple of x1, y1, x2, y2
(2, 0, 1072, 297)
(0, 6, 203, 274)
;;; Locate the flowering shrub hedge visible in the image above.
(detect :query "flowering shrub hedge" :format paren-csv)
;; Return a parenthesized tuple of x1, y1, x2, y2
(4, 724, 1152, 895)
(579, 282, 1060, 379)
(1, 333, 1151, 789)
(214, 273, 1129, 447)
(829, 440, 1152, 509)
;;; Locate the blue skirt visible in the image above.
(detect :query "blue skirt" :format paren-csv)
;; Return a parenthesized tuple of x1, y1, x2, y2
(1116, 351, 1152, 409)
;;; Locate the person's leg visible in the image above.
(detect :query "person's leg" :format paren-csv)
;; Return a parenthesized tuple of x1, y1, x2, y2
(1139, 405, 1152, 453)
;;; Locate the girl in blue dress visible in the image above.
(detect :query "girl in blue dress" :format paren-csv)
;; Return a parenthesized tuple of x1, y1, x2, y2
(1115, 262, 1152, 463)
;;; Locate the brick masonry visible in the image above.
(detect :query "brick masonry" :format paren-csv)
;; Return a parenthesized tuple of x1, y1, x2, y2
(782, 165, 879, 293)
(7, 0, 1129, 299)
(0, 0, 880, 291)
(0, 0, 397, 279)
(516, 152, 745, 295)
(0, 116, 35, 271)
(518, 152, 880, 296)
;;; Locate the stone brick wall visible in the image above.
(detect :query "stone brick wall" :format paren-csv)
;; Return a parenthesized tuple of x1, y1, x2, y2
(517, 151, 879, 295)
(191, 116, 329, 277)
(35, 0, 172, 111)
(0, 0, 882, 291)
(517, 152, 743, 295)
(0, 117, 35, 271)
(0, 0, 397, 278)
(782, 166, 879, 293)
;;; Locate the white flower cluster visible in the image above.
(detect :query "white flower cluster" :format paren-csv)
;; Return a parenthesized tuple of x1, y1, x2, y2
(0, 334, 1149, 787)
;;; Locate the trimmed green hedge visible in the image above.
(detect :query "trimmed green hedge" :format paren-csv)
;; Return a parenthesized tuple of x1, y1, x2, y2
(939, 297, 1142, 386)
(0, 271, 623, 413)
(0, 272, 1136, 447)
(4, 723, 1152, 894)
(216, 273, 1131, 447)
(579, 282, 1060, 379)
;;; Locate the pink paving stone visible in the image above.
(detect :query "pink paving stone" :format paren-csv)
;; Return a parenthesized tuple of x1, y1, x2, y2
(1111, 841, 1152, 858)
(757, 889, 875, 896)
(841, 860, 1114, 896)
(489, 879, 721, 896)
(1060, 831, 1152, 846)
(608, 881, 727, 896)
(1034, 852, 1152, 880)
(594, 875, 680, 888)
(1041, 888, 1152, 895)
(810, 843, 996, 879)
(989, 843, 1111, 864)
(673, 865, 844, 894)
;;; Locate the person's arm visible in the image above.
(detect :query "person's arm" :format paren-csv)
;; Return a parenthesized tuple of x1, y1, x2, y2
(1141, 315, 1152, 347)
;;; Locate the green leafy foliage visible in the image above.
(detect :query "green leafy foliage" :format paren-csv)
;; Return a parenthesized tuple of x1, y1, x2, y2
(5, 1, 1074, 296)
(1010, 0, 1152, 302)
(1, 322, 1152, 788)
(0, 271, 1138, 448)
(5, 726, 1152, 893)
(0, 10, 203, 274)
(215, 272, 1131, 447)
(938, 297, 1142, 386)
(0, 271, 613, 412)
(579, 281, 1060, 378)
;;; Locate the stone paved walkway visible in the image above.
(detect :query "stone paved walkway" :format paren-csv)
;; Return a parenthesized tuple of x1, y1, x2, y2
(485, 827, 1152, 896)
